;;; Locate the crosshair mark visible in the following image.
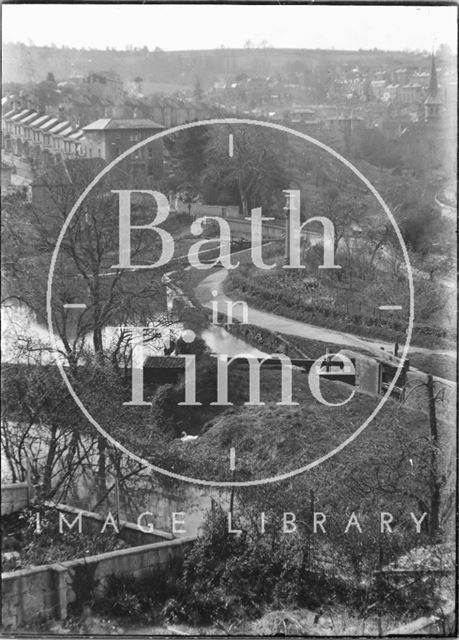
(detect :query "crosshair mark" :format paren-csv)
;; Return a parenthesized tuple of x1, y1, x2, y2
(228, 134, 234, 157)
(378, 305, 403, 311)
(229, 447, 236, 471)
(63, 303, 87, 309)
(47, 118, 414, 488)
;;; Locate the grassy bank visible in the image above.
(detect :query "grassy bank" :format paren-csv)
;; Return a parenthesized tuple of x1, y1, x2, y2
(408, 351, 456, 382)
(225, 268, 455, 351)
(226, 320, 456, 381)
(174, 265, 456, 381)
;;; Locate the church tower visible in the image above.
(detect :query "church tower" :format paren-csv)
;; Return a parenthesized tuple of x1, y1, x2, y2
(424, 53, 442, 123)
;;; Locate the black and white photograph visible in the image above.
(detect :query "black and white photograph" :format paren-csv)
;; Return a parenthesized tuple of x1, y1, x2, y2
(1, 2, 457, 637)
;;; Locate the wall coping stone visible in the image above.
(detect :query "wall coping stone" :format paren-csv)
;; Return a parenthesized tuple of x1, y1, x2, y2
(2, 536, 197, 580)
(45, 501, 174, 541)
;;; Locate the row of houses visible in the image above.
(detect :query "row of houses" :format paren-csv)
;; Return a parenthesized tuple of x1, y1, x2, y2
(2, 108, 84, 164)
(371, 81, 422, 104)
(124, 94, 217, 128)
(2, 83, 218, 130)
(1, 108, 165, 182)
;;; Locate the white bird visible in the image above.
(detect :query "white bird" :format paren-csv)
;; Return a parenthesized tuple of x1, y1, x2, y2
(180, 431, 198, 442)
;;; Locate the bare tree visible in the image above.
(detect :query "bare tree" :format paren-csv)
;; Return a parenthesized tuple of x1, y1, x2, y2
(203, 124, 290, 216)
(2, 159, 186, 502)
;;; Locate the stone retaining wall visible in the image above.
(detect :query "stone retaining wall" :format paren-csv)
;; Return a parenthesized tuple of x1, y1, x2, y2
(1, 483, 31, 516)
(2, 536, 196, 630)
(175, 201, 240, 219)
(46, 502, 173, 546)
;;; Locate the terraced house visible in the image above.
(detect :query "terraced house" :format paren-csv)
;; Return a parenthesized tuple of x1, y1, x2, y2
(2, 108, 85, 167)
(1, 109, 164, 184)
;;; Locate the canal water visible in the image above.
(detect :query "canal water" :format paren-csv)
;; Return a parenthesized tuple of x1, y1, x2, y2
(1, 298, 264, 364)
(1, 295, 260, 529)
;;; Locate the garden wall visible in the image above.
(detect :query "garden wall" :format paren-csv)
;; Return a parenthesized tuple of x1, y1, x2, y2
(46, 502, 173, 546)
(175, 201, 240, 218)
(1, 536, 196, 630)
(1, 483, 31, 516)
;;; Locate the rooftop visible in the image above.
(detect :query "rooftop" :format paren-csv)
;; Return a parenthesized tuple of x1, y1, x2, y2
(424, 95, 443, 105)
(144, 356, 185, 370)
(2, 108, 85, 140)
(68, 130, 84, 140)
(57, 126, 74, 138)
(39, 118, 59, 131)
(48, 121, 71, 135)
(19, 111, 40, 125)
(31, 114, 54, 128)
(10, 109, 32, 122)
(83, 118, 164, 131)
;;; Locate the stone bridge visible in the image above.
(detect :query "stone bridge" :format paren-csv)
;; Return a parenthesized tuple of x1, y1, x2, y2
(224, 216, 285, 241)
(204, 215, 323, 246)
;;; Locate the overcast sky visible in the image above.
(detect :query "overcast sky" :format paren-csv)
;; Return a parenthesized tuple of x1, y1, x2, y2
(2, 4, 457, 53)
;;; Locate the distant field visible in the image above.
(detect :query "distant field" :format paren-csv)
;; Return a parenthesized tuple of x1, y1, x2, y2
(3, 42, 431, 85)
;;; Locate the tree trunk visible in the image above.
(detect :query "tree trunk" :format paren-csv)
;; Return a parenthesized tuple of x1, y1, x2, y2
(96, 436, 107, 504)
(65, 432, 79, 470)
(93, 321, 104, 359)
(369, 239, 385, 273)
(238, 174, 249, 217)
(241, 194, 249, 217)
(1, 424, 18, 483)
(427, 374, 441, 539)
(43, 424, 58, 497)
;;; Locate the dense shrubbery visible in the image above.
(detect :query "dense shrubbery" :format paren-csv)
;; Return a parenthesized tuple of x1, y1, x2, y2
(149, 355, 233, 437)
(99, 557, 184, 623)
(99, 507, 441, 627)
(225, 321, 346, 361)
(175, 509, 358, 624)
(226, 267, 454, 347)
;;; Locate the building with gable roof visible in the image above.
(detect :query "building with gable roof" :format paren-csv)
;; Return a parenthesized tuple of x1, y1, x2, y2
(2, 107, 165, 183)
(83, 71, 124, 102)
(2, 109, 84, 169)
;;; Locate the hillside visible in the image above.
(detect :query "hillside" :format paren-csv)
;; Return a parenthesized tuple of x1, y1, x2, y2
(158, 365, 437, 481)
(3, 43, 430, 86)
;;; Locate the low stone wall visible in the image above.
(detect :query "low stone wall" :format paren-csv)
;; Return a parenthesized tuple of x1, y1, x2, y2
(175, 201, 240, 218)
(2, 536, 196, 630)
(1, 152, 34, 180)
(46, 502, 173, 546)
(1, 483, 30, 516)
(225, 216, 284, 240)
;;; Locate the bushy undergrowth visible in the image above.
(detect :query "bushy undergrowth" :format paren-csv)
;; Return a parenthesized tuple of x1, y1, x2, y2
(226, 321, 346, 361)
(225, 319, 456, 381)
(99, 556, 184, 623)
(176, 510, 357, 624)
(226, 267, 454, 348)
(98, 508, 440, 627)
